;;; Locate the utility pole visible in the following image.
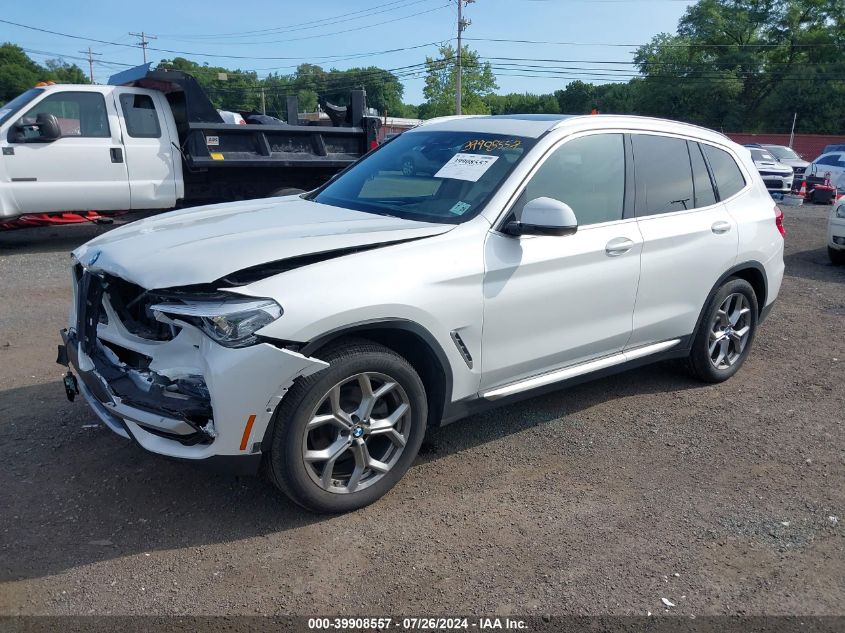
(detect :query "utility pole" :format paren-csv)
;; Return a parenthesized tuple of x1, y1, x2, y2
(788, 112, 797, 149)
(261, 87, 266, 115)
(78, 47, 101, 83)
(129, 31, 157, 64)
(456, 0, 474, 115)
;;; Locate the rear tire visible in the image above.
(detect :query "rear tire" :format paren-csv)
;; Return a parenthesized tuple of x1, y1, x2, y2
(687, 277, 759, 383)
(829, 247, 845, 266)
(267, 339, 427, 513)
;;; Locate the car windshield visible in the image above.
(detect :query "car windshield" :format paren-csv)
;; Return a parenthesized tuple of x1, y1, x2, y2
(0, 88, 44, 126)
(310, 130, 536, 224)
(766, 146, 800, 160)
(751, 149, 777, 162)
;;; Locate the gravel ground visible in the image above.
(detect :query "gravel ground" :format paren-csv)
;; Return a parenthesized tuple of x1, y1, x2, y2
(0, 205, 842, 617)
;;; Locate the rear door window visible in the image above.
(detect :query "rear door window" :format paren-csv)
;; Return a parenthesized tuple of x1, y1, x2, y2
(120, 94, 161, 138)
(702, 145, 746, 200)
(632, 134, 695, 215)
(689, 142, 717, 208)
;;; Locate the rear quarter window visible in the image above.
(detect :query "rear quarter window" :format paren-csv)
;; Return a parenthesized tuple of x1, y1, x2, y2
(702, 145, 746, 200)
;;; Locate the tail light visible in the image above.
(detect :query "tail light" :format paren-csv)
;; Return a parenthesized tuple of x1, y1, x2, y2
(774, 204, 786, 238)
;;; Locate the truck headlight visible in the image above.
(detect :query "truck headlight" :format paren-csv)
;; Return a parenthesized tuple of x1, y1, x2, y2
(151, 297, 282, 348)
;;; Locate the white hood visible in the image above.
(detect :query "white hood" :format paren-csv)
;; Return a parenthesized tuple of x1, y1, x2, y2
(74, 197, 453, 289)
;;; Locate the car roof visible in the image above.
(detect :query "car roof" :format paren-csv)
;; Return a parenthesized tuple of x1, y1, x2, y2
(413, 113, 733, 145)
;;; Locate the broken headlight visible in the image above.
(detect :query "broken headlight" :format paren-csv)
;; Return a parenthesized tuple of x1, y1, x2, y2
(151, 297, 282, 348)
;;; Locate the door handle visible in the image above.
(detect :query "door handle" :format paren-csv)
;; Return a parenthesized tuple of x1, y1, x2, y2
(110, 147, 123, 163)
(711, 220, 732, 234)
(605, 237, 634, 257)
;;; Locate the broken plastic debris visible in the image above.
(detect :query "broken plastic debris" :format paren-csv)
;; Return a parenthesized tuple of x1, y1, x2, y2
(662, 598, 675, 608)
(829, 516, 839, 524)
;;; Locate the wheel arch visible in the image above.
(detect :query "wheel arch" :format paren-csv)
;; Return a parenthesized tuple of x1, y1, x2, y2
(691, 261, 768, 342)
(299, 319, 453, 428)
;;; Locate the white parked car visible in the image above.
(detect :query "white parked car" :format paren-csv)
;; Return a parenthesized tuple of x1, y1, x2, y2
(59, 115, 785, 512)
(759, 144, 810, 179)
(830, 196, 845, 265)
(746, 147, 794, 193)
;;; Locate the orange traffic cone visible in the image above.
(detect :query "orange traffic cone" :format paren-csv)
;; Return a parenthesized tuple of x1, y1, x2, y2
(798, 180, 807, 198)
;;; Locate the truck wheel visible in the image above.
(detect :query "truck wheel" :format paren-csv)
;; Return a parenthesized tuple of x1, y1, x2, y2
(267, 340, 427, 513)
(268, 187, 305, 197)
(687, 278, 758, 383)
(829, 247, 845, 266)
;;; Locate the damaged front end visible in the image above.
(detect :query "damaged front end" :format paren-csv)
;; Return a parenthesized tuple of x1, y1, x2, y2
(59, 262, 327, 470)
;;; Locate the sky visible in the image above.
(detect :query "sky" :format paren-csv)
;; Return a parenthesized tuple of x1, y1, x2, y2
(0, 0, 697, 105)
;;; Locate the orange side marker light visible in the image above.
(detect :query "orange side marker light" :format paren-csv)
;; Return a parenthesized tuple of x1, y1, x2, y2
(239, 414, 257, 451)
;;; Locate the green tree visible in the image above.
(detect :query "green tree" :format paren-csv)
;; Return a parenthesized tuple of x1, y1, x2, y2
(422, 44, 498, 117)
(0, 43, 51, 103)
(485, 92, 560, 115)
(634, 0, 845, 131)
(46, 58, 89, 84)
(157, 57, 261, 111)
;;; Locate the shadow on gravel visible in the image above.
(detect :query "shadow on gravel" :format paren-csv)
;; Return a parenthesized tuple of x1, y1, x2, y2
(783, 247, 845, 284)
(421, 360, 703, 459)
(0, 362, 703, 583)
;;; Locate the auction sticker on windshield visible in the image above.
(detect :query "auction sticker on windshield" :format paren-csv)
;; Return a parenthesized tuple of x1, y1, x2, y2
(435, 153, 499, 182)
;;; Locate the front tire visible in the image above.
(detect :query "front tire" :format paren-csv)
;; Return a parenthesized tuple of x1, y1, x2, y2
(687, 278, 759, 383)
(267, 340, 427, 513)
(829, 247, 845, 266)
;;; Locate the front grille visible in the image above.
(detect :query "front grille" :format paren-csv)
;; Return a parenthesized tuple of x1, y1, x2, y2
(764, 179, 786, 189)
(104, 275, 176, 341)
(74, 269, 214, 446)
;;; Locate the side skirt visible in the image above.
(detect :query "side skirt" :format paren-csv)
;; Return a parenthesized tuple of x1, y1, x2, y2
(440, 336, 691, 426)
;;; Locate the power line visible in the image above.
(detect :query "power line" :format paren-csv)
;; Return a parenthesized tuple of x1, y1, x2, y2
(160, 0, 442, 42)
(158, 0, 438, 39)
(465, 36, 842, 49)
(0, 17, 452, 61)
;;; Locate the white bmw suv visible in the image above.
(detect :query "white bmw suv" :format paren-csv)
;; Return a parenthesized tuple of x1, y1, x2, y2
(59, 115, 785, 512)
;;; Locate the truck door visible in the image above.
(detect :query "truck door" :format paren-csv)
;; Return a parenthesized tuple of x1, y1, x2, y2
(2, 89, 130, 214)
(112, 88, 178, 209)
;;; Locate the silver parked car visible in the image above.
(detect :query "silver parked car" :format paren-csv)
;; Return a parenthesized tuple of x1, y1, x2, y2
(60, 115, 785, 512)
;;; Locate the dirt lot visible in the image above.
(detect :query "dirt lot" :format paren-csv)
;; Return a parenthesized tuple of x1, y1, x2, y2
(0, 205, 842, 618)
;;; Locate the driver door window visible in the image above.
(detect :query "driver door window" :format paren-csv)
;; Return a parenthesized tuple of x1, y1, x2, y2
(17, 92, 110, 139)
(513, 133, 625, 226)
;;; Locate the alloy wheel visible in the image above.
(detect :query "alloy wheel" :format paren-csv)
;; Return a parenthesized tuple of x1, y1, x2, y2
(302, 372, 411, 494)
(708, 292, 752, 369)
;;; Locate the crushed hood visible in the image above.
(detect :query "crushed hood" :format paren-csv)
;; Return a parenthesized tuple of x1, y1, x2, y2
(74, 197, 453, 289)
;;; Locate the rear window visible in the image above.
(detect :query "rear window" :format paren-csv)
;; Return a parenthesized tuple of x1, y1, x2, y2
(703, 145, 746, 200)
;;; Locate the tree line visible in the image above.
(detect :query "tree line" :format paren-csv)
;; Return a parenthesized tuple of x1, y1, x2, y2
(1, 0, 842, 134)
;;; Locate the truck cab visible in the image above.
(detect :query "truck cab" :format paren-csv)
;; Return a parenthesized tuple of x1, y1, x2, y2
(0, 65, 381, 225)
(0, 83, 182, 220)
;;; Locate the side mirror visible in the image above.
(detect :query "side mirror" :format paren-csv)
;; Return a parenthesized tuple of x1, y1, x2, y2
(11, 112, 61, 143)
(504, 197, 578, 237)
